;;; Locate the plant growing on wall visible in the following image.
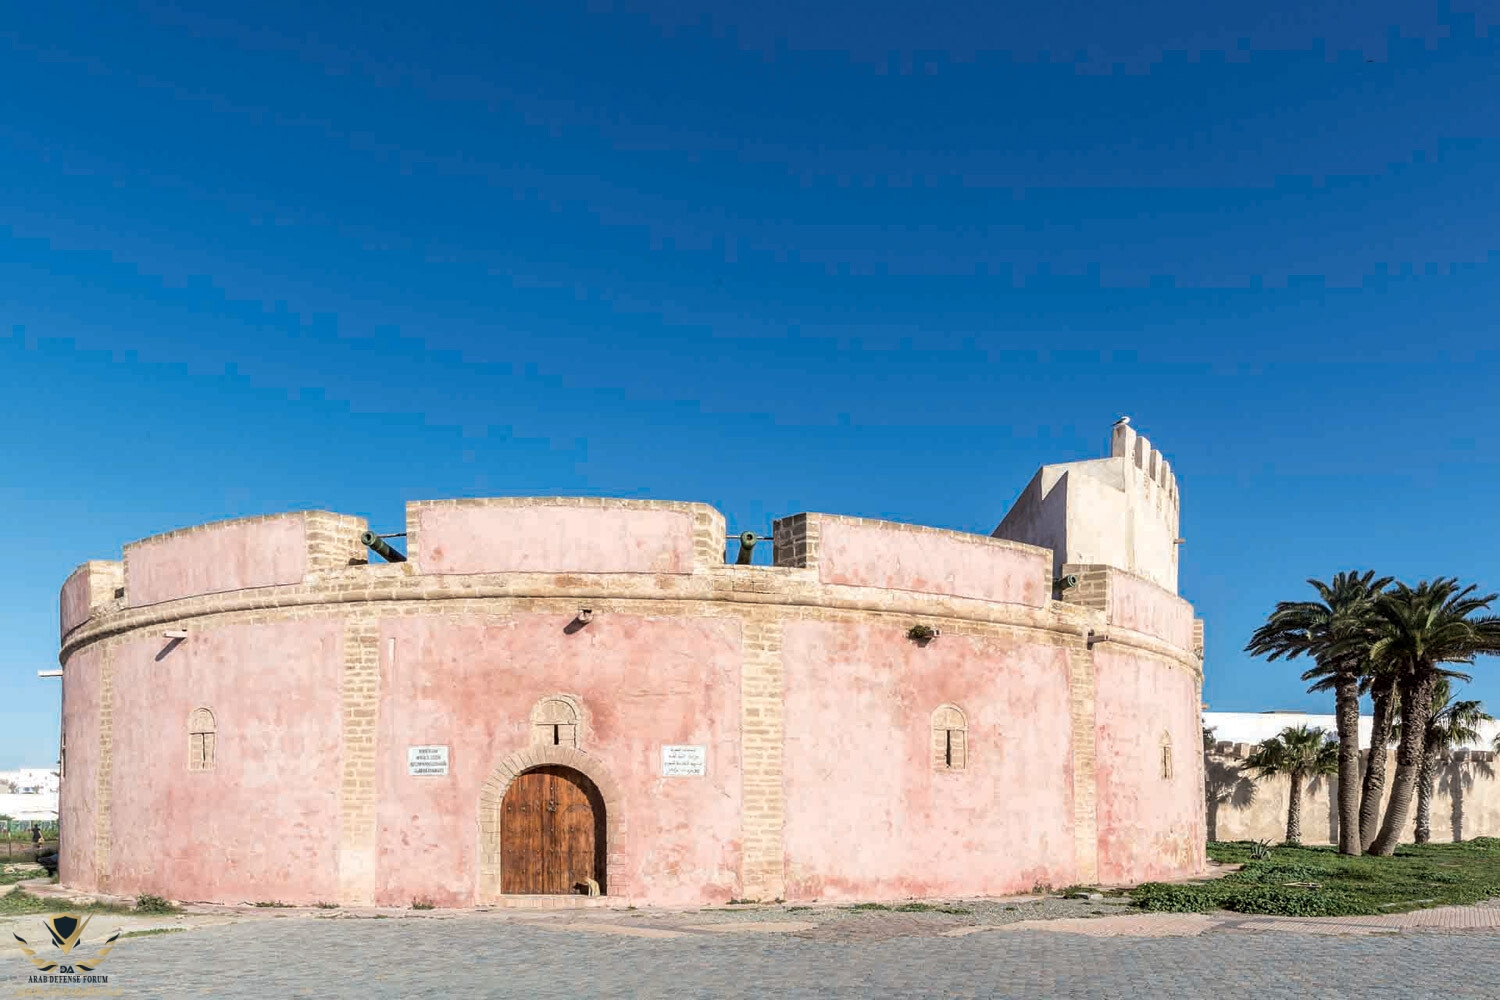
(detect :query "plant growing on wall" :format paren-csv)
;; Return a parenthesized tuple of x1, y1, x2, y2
(906, 624, 938, 642)
(1243, 725, 1338, 846)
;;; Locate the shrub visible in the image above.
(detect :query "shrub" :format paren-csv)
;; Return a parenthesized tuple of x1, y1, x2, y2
(411, 898, 435, 911)
(134, 893, 178, 914)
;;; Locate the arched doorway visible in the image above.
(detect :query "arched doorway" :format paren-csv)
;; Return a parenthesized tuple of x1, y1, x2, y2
(500, 765, 606, 895)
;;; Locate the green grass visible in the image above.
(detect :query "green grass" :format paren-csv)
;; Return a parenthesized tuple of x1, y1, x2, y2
(119, 927, 185, 939)
(848, 902, 891, 911)
(314, 901, 339, 909)
(0, 890, 134, 917)
(410, 898, 435, 911)
(252, 900, 291, 908)
(1131, 839, 1500, 917)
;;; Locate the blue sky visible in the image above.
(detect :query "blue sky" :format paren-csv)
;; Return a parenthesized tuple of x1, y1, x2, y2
(4, 2, 1500, 767)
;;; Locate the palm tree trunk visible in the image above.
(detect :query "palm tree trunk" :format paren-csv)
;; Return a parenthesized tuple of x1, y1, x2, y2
(1286, 771, 1304, 844)
(1415, 749, 1438, 844)
(1334, 676, 1362, 854)
(1359, 679, 1397, 850)
(1370, 672, 1439, 856)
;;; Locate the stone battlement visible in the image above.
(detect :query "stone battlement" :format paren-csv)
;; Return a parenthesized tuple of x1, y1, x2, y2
(1110, 418, 1178, 510)
(994, 418, 1182, 593)
(58, 496, 1199, 674)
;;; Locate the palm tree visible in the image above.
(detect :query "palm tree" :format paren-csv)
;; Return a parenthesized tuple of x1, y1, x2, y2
(1393, 679, 1492, 844)
(1243, 725, 1339, 845)
(1245, 571, 1390, 854)
(1366, 579, 1500, 856)
(1357, 656, 1401, 850)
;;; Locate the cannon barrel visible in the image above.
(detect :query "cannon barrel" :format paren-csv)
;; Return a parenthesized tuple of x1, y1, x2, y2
(362, 531, 407, 563)
(735, 531, 757, 565)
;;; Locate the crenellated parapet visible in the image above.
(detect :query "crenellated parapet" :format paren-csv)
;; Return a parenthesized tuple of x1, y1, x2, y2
(58, 496, 1202, 678)
(1109, 419, 1179, 515)
(994, 418, 1182, 594)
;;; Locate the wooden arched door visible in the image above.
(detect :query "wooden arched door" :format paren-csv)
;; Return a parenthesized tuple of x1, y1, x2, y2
(500, 765, 606, 895)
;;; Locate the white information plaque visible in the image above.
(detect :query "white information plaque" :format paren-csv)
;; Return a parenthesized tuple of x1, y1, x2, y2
(407, 745, 450, 776)
(661, 745, 706, 777)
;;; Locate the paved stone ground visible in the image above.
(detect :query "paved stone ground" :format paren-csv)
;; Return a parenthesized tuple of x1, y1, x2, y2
(7, 908, 1499, 999)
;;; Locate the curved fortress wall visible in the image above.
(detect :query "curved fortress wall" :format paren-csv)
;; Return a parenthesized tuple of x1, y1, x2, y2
(58, 442, 1204, 907)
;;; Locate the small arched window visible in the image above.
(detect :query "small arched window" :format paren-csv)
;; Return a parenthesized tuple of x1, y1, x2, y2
(1159, 730, 1173, 780)
(531, 696, 580, 749)
(931, 705, 968, 771)
(189, 708, 217, 772)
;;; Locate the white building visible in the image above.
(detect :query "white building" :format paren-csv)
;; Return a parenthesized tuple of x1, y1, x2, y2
(0, 769, 60, 795)
(1203, 710, 1500, 753)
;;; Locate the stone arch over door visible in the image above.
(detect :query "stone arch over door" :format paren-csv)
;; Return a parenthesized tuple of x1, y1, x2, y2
(478, 746, 626, 901)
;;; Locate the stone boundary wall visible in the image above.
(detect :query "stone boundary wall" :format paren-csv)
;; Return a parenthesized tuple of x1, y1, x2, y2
(1206, 747, 1500, 845)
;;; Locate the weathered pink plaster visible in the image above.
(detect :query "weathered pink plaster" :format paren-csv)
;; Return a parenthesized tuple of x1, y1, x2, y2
(414, 505, 696, 576)
(60, 493, 1205, 907)
(1093, 646, 1206, 884)
(780, 621, 1077, 901)
(815, 519, 1050, 607)
(1108, 569, 1194, 649)
(372, 614, 743, 907)
(102, 620, 344, 903)
(124, 516, 309, 607)
(58, 647, 102, 892)
(59, 567, 93, 637)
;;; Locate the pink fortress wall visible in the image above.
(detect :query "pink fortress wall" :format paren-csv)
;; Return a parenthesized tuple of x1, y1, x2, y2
(59, 568, 94, 637)
(781, 621, 1077, 901)
(414, 505, 696, 576)
(1108, 569, 1194, 649)
(102, 620, 345, 903)
(59, 498, 1205, 907)
(815, 520, 1050, 607)
(1093, 646, 1205, 884)
(124, 517, 309, 608)
(58, 647, 102, 892)
(372, 613, 744, 907)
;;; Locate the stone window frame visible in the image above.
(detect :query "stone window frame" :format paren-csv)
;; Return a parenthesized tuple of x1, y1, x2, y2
(1159, 730, 1173, 780)
(931, 704, 968, 772)
(530, 694, 583, 749)
(188, 707, 217, 773)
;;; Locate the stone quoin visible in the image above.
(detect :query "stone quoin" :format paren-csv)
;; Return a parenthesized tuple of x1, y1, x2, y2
(55, 421, 1205, 907)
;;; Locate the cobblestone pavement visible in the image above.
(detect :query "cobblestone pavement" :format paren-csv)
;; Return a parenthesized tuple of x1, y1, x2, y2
(10, 909, 1497, 1000)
